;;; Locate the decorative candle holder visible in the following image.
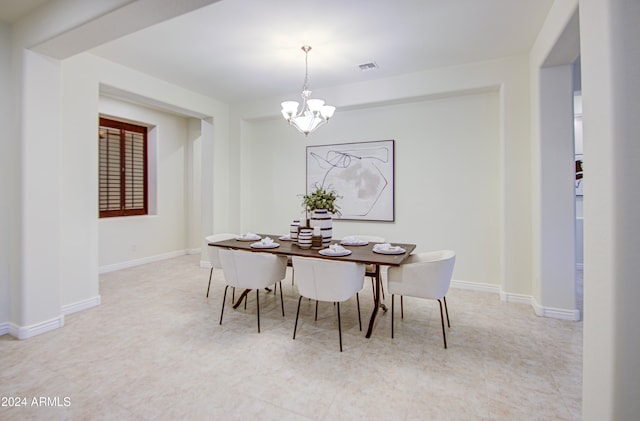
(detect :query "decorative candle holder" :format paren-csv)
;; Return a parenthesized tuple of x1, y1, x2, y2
(290, 220, 300, 242)
(298, 228, 313, 249)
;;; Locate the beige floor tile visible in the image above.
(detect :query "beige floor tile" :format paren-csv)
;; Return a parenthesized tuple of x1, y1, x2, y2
(1, 255, 582, 420)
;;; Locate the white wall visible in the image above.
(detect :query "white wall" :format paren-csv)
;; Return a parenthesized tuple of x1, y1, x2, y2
(233, 55, 533, 297)
(241, 92, 501, 285)
(538, 64, 577, 310)
(0, 22, 11, 327)
(60, 50, 100, 311)
(97, 97, 190, 267)
(580, 0, 640, 418)
(529, 0, 580, 313)
(20, 50, 63, 329)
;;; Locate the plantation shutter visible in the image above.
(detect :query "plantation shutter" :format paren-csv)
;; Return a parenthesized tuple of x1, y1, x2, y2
(99, 118, 148, 217)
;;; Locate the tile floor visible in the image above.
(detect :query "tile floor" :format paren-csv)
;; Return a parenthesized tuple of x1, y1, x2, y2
(0, 255, 583, 420)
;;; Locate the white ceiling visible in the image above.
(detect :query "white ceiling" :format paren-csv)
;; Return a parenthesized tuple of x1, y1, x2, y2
(3, 0, 555, 104)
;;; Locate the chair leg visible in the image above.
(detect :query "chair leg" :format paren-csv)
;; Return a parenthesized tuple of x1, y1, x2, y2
(438, 299, 447, 349)
(380, 278, 385, 300)
(206, 267, 213, 297)
(401, 295, 404, 319)
(293, 296, 303, 339)
(256, 290, 260, 333)
(315, 300, 319, 321)
(232, 287, 235, 303)
(219, 285, 228, 325)
(356, 293, 362, 331)
(391, 294, 395, 338)
(370, 278, 376, 301)
(279, 282, 285, 317)
(443, 296, 450, 327)
(291, 267, 295, 286)
(337, 302, 343, 352)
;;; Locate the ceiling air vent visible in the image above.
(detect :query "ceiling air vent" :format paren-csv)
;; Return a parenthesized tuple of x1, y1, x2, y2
(358, 62, 379, 71)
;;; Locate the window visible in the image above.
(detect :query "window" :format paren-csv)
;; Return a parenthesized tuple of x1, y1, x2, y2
(99, 117, 148, 217)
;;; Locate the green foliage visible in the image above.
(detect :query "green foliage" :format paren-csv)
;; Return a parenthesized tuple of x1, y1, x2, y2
(301, 184, 341, 215)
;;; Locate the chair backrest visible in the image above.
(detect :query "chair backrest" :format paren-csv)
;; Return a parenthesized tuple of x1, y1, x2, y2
(206, 233, 237, 268)
(218, 249, 287, 289)
(292, 257, 365, 302)
(389, 250, 456, 299)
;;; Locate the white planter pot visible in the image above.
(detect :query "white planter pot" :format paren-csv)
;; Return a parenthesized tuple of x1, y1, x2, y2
(310, 209, 333, 247)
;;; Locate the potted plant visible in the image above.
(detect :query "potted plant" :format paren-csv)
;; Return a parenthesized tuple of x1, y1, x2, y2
(301, 184, 341, 215)
(301, 184, 341, 247)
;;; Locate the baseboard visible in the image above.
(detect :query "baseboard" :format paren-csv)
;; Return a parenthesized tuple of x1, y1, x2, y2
(61, 295, 101, 315)
(0, 297, 101, 340)
(187, 247, 201, 255)
(8, 315, 65, 340)
(452, 279, 580, 321)
(532, 298, 581, 321)
(500, 290, 534, 305)
(451, 279, 500, 294)
(200, 260, 212, 268)
(99, 249, 189, 273)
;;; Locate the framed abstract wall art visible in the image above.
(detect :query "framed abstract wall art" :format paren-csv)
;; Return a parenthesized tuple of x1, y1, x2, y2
(306, 139, 395, 221)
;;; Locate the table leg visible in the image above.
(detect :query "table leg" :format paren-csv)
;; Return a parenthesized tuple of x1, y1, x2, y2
(233, 289, 251, 309)
(365, 265, 381, 338)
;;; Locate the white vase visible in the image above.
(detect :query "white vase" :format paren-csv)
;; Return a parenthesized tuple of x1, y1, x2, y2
(310, 209, 332, 247)
(297, 228, 313, 249)
(290, 220, 300, 241)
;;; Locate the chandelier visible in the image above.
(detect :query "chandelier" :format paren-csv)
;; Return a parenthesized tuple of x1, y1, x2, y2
(281, 46, 335, 136)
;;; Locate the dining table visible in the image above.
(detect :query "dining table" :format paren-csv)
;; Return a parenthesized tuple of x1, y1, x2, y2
(209, 233, 416, 338)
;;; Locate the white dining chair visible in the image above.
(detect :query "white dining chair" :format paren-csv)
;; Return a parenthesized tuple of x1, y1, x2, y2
(218, 249, 287, 333)
(205, 233, 238, 297)
(345, 235, 386, 299)
(292, 256, 365, 351)
(387, 250, 456, 348)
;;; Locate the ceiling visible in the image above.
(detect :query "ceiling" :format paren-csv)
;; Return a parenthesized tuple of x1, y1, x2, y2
(3, 0, 555, 104)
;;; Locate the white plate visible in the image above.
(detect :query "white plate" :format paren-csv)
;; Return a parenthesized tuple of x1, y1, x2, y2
(279, 235, 292, 241)
(236, 235, 261, 241)
(250, 242, 279, 249)
(341, 240, 369, 246)
(372, 246, 406, 255)
(319, 249, 352, 257)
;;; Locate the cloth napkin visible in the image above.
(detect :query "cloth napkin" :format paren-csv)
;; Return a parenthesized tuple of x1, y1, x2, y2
(242, 232, 259, 239)
(373, 242, 401, 252)
(259, 237, 274, 246)
(329, 244, 348, 254)
(342, 236, 361, 244)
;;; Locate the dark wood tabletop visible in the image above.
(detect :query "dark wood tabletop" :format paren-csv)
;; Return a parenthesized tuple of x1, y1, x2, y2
(208, 234, 416, 266)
